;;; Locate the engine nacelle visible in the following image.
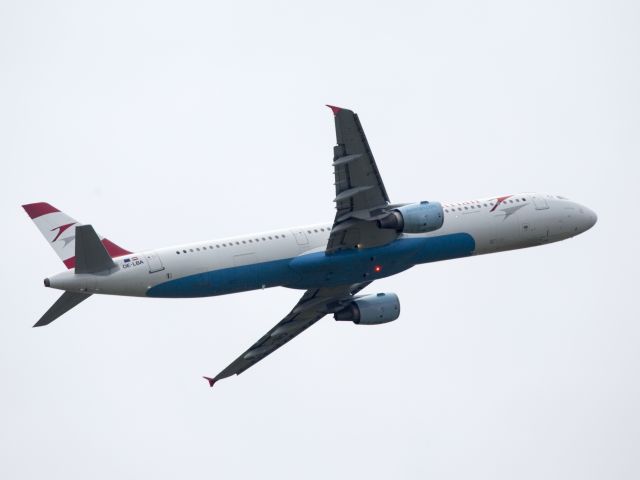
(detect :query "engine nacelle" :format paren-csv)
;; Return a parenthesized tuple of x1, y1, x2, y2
(334, 293, 400, 325)
(378, 201, 444, 233)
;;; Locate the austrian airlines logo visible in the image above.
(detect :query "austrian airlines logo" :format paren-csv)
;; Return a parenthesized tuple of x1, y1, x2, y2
(490, 195, 512, 212)
(490, 195, 527, 220)
(50, 222, 76, 246)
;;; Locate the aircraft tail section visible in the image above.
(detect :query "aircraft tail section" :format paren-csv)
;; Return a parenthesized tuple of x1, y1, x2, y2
(33, 291, 92, 327)
(22, 202, 131, 269)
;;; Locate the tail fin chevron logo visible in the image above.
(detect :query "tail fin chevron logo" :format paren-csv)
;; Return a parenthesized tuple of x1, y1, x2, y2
(51, 222, 77, 242)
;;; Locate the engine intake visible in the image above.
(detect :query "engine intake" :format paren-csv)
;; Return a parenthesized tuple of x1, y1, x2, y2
(334, 293, 400, 325)
(378, 201, 444, 233)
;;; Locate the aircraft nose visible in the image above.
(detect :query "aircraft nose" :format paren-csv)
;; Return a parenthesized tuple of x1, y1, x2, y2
(588, 208, 597, 229)
(579, 205, 597, 232)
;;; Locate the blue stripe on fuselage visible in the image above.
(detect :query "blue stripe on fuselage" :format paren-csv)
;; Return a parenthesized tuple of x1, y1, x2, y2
(146, 233, 475, 298)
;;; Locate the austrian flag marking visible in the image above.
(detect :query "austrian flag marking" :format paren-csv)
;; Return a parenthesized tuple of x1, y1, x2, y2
(122, 256, 143, 269)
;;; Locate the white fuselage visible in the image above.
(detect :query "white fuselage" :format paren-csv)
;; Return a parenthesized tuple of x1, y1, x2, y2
(45, 193, 597, 298)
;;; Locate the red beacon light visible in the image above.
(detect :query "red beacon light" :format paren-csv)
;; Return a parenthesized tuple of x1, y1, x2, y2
(374, 265, 382, 273)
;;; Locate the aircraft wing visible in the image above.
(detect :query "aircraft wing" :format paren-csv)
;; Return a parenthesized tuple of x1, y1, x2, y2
(204, 282, 370, 386)
(326, 106, 397, 253)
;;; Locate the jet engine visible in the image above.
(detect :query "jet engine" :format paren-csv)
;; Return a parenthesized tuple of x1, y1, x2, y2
(378, 201, 444, 233)
(334, 293, 400, 325)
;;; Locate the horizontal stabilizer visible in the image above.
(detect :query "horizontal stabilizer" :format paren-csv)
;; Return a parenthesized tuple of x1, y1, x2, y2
(75, 225, 116, 274)
(34, 291, 92, 327)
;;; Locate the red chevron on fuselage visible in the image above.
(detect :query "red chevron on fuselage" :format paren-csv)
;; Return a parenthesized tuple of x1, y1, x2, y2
(490, 195, 513, 212)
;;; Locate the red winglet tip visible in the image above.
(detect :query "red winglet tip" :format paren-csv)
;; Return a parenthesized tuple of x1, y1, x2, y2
(326, 104, 341, 116)
(203, 376, 216, 387)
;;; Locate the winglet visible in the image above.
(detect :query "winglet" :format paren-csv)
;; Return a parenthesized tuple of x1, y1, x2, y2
(203, 376, 216, 387)
(326, 104, 342, 116)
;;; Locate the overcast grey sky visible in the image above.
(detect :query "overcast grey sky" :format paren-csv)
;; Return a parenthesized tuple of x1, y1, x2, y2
(1, 1, 639, 479)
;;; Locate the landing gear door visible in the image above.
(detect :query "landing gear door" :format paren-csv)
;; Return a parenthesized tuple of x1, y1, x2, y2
(145, 252, 165, 273)
(533, 196, 550, 210)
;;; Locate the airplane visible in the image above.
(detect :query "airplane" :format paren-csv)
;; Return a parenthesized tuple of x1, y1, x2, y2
(23, 106, 597, 387)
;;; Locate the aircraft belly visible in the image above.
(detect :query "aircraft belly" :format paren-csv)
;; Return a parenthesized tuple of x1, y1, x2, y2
(146, 259, 295, 298)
